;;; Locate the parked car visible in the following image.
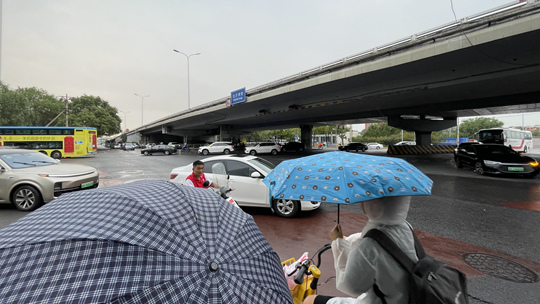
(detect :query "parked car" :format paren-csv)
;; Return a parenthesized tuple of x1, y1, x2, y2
(454, 143, 539, 177)
(280, 142, 305, 152)
(366, 142, 384, 149)
(244, 142, 281, 155)
(141, 144, 177, 156)
(169, 155, 320, 217)
(122, 143, 136, 151)
(0, 149, 99, 211)
(338, 142, 367, 152)
(395, 141, 416, 146)
(198, 142, 235, 155)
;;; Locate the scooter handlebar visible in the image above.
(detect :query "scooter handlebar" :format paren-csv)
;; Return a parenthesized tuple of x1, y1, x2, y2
(293, 262, 309, 285)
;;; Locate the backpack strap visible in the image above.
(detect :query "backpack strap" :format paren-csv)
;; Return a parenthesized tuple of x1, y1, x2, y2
(405, 222, 426, 259)
(363, 229, 416, 272)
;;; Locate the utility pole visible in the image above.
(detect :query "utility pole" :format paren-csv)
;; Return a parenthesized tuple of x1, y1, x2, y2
(64, 94, 69, 127)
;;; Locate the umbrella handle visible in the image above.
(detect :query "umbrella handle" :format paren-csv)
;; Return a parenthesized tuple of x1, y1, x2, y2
(337, 205, 340, 224)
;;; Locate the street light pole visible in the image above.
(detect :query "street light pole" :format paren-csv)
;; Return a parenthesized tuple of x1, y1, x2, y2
(173, 49, 201, 110)
(119, 110, 129, 131)
(134, 93, 149, 126)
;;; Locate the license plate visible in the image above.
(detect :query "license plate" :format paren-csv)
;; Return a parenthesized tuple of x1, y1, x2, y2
(508, 167, 524, 172)
(81, 181, 94, 188)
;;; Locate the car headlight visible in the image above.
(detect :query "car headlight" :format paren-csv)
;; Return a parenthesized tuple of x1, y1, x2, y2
(529, 161, 539, 168)
(483, 160, 500, 167)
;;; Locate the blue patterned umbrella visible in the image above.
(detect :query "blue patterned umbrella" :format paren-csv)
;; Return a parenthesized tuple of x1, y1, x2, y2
(263, 151, 432, 205)
(0, 180, 292, 304)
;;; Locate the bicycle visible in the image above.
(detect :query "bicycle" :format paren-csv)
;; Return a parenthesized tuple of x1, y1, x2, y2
(281, 244, 332, 304)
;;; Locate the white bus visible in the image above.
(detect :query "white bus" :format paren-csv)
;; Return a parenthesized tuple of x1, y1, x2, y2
(474, 128, 533, 153)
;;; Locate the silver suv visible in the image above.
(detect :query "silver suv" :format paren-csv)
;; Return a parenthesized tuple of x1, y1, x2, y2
(198, 142, 235, 155)
(245, 142, 280, 155)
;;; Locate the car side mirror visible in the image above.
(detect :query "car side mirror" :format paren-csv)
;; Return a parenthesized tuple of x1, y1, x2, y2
(467, 151, 476, 155)
(0, 166, 5, 172)
(251, 172, 262, 178)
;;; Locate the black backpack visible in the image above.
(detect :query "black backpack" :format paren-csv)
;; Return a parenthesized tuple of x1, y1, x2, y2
(364, 227, 469, 304)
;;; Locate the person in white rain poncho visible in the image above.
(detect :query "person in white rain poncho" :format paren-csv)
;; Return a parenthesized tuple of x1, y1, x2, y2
(304, 196, 417, 304)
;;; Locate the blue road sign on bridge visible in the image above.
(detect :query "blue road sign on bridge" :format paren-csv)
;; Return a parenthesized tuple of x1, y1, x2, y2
(231, 88, 246, 105)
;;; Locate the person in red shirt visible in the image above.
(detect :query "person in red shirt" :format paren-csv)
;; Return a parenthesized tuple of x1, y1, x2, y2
(184, 160, 219, 188)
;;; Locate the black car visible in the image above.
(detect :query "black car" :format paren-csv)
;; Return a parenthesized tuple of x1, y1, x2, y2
(338, 142, 367, 152)
(141, 144, 178, 156)
(280, 142, 305, 152)
(454, 143, 539, 177)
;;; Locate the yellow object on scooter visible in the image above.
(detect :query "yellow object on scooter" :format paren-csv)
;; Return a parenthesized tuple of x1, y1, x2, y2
(281, 258, 321, 304)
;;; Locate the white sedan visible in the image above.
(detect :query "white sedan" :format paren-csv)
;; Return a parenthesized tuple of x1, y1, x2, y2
(169, 155, 320, 218)
(366, 142, 384, 149)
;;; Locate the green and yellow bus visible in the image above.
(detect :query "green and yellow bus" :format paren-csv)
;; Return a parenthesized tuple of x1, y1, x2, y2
(0, 126, 97, 159)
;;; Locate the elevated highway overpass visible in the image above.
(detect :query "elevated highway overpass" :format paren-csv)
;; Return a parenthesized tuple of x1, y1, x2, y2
(128, 0, 540, 146)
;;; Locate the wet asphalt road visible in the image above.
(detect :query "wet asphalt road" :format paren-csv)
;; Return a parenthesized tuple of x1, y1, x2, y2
(1, 147, 539, 303)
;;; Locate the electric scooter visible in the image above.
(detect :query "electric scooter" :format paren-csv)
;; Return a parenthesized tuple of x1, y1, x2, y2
(202, 180, 240, 208)
(282, 244, 332, 304)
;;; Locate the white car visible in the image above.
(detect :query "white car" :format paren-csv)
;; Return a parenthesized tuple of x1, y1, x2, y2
(169, 155, 320, 217)
(395, 141, 416, 146)
(198, 142, 235, 155)
(244, 142, 280, 155)
(366, 142, 384, 149)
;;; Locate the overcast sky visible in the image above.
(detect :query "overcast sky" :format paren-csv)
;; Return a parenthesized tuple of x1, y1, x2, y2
(2, 0, 537, 131)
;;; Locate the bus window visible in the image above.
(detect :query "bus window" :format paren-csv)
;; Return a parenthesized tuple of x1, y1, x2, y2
(15, 129, 31, 135)
(49, 129, 62, 135)
(32, 129, 48, 135)
(62, 129, 74, 135)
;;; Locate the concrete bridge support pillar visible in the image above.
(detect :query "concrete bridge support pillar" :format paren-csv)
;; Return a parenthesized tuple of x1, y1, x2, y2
(414, 131, 432, 146)
(388, 115, 456, 145)
(219, 125, 233, 141)
(300, 125, 313, 150)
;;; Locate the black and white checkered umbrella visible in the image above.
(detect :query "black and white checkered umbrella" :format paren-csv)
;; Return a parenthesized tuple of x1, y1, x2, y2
(0, 180, 292, 304)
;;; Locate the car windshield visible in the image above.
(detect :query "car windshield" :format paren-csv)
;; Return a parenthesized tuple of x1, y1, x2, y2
(0, 152, 58, 168)
(248, 157, 276, 174)
(475, 145, 516, 156)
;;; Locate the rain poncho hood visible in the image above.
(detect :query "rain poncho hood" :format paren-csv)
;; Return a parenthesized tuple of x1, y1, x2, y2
(360, 196, 411, 236)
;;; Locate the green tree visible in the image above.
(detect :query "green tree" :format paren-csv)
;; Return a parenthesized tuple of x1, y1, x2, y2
(15, 87, 64, 126)
(0, 82, 29, 125)
(245, 128, 300, 142)
(58, 95, 121, 137)
(353, 123, 413, 145)
(361, 123, 401, 137)
(336, 125, 350, 143)
(458, 117, 504, 138)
